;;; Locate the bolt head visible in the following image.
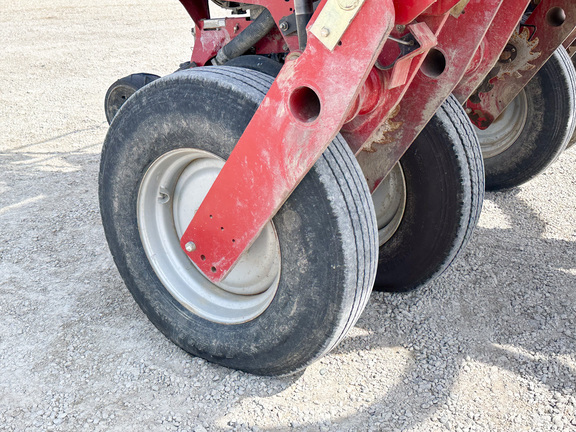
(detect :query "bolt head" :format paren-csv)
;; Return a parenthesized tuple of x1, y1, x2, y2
(321, 27, 330, 38)
(185, 242, 196, 253)
(337, 0, 359, 10)
(280, 21, 289, 31)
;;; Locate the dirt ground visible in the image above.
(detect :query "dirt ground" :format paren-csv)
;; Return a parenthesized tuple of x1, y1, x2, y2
(1, 1, 575, 431)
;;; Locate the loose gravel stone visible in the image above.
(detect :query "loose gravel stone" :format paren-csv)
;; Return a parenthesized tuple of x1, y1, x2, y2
(1, 1, 576, 431)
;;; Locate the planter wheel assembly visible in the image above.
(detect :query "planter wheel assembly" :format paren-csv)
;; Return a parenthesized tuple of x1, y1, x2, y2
(474, 48, 576, 190)
(100, 0, 576, 374)
(100, 68, 378, 375)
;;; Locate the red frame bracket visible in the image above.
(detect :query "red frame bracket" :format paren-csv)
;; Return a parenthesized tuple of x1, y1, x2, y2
(464, 0, 576, 129)
(180, 0, 395, 282)
(352, 0, 503, 191)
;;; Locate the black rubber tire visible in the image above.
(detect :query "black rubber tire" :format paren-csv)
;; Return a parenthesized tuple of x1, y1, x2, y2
(477, 48, 576, 190)
(374, 95, 485, 293)
(104, 73, 160, 124)
(99, 66, 378, 376)
(225, 55, 283, 77)
(568, 54, 576, 150)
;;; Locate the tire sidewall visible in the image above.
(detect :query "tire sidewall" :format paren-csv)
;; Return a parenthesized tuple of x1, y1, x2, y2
(375, 103, 476, 292)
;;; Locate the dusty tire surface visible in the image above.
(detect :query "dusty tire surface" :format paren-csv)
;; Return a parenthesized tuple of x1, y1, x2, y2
(374, 95, 484, 293)
(1, 1, 576, 431)
(100, 67, 378, 376)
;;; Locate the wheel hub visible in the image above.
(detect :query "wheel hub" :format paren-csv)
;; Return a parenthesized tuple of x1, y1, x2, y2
(372, 163, 406, 246)
(476, 89, 528, 159)
(137, 148, 281, 324)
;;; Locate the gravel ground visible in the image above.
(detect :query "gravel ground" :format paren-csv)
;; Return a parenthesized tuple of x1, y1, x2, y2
(1, 1, 576, 431)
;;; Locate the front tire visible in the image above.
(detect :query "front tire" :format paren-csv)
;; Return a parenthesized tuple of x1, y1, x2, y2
(99, 67, 378, 376)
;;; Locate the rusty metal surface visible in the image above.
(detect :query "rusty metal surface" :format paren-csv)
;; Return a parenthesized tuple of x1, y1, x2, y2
(452, 0, 530, 103)
(180, 0, 394, 282)
(465, 0, 576, 129)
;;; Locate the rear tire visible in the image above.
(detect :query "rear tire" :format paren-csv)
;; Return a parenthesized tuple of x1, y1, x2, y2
(99, 67, 378, 376)
(104, 73, 160, 124)
(476, 48, 576, 190)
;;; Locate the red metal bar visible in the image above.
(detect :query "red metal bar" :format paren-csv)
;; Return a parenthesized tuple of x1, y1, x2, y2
(340, 20, 441, 155)
(563, 26, 576, 49)
(353, 0, 503, 191)
(180, 0, 395, 282)
(393, 0, 436, 25)
(452, 0, 531, 103)
(465, 0, 576, 129)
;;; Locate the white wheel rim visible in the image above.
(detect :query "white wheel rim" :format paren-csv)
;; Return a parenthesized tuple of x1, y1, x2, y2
(476, 89, 528, 159)
(372, 163, 406, 246)
(137, 148, 281, 324)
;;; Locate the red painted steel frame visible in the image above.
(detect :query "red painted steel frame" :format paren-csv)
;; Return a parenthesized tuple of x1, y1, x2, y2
(453, 0, 531, 104)
(191, 19, 294, 66)
(340, 20, 442, 155)
(353, 0, 503, 191)
(180, 0, 300, 65)
(180, 0, 395, 282)
(563, 27, 576, 49)
(465, 0, 576, 129)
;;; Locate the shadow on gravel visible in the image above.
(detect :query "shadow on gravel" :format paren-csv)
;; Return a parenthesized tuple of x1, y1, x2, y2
(4, 128, 573, 430)
(6, 124, 107, 152)
(256, 187, 576, 430)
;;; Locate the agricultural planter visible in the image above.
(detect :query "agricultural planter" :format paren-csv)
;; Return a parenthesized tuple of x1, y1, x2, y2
(100, 0, 576, 375)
